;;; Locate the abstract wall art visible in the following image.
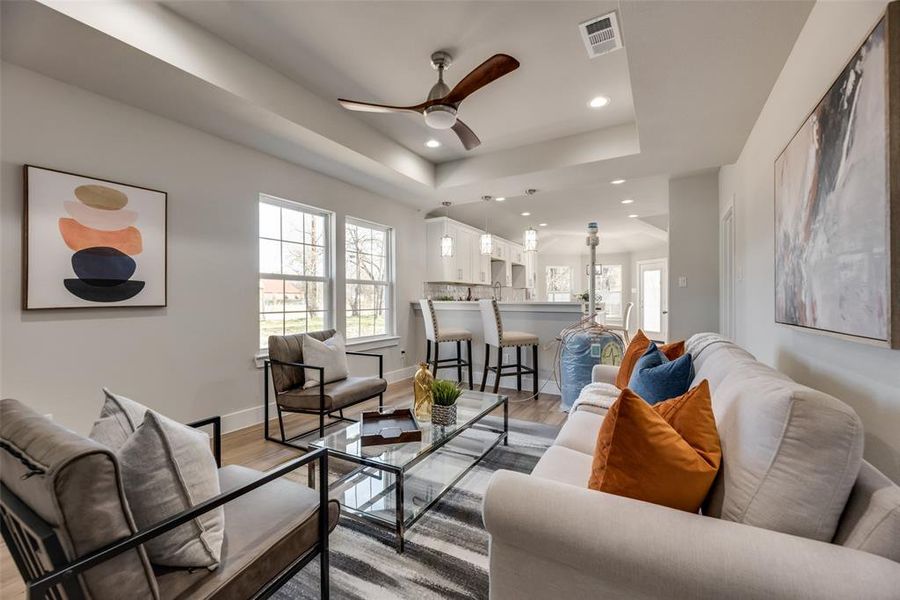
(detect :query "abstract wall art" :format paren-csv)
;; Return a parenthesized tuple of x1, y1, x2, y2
(24, 165, 167, 309)
(775, 6, 899, 347)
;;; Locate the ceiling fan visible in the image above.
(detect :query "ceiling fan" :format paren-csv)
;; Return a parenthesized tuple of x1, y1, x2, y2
(338, 51, 520, 151)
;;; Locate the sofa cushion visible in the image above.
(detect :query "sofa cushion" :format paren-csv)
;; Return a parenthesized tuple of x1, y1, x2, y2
(616, 330, 685, 389)
(155, 465, 339, 600)
(277, 376, 387, 411)
(588, 384, 721, 513)
(687, 334, 864, 542)
(301, 332, 349, 389)
(119, 411, 224, 569)
(555, 411, 606, 456)
(531, 445, 593, 488)
(627, 343, 694, 404)
(0, 398, 159, 599)
(833, 461, 900, 562)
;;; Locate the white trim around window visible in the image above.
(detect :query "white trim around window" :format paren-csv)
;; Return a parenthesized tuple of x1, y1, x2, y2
(344, 216, 396, 341)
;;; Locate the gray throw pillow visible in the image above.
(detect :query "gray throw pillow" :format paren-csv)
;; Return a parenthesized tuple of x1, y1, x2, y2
(88, 388, 149, 451)
(302, 332, 349, 388)
(119, 410, 224, 569)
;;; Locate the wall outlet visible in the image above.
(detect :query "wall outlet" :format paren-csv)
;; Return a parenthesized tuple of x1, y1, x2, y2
(678, 276, 687, 288)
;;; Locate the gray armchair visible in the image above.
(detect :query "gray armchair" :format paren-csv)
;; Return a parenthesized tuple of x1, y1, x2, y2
(0, 398, 338, 600)
(264, 329, 387, 449)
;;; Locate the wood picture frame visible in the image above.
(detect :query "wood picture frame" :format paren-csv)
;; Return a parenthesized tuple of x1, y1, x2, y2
(23, 165, 168, 310)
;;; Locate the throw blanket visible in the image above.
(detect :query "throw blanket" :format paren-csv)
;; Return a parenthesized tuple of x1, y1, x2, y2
(570, 382, 621, 415)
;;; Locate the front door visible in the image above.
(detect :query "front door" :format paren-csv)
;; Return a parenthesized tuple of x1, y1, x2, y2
(637, 259, 668, 341)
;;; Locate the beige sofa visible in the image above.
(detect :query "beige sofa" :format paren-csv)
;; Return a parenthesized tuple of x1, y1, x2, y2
(483, 333, 900, 599)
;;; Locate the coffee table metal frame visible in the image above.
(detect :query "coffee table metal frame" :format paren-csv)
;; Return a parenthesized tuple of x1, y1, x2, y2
(308, 393, 508, 552)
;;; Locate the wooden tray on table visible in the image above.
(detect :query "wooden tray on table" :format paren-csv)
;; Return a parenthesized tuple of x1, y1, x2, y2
(359, 408, 422, 447)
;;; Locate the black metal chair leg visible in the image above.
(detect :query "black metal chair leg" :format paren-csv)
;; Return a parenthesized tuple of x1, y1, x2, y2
(516, 346, 522, 391)
(481, 344, 490, 391)
(378, 393, 383, 410)
(426, 339, 431, 365)
(493, 346, 502, 394)
(319, 412, 325, 438)
(319, 452, 330, 600)
(264, 362, 270, 440)
(466, 340, 473, 390)
(277, 406, 287, 442)
(533, 344, 539, 398)
(456, 340, 463, 383)
(432, 342, 440, 377)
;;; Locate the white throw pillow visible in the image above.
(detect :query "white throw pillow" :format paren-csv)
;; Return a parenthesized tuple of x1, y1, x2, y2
(88, 388, 150, 451)
(302, 332, 350, 389)
(118, 410, 224, 569)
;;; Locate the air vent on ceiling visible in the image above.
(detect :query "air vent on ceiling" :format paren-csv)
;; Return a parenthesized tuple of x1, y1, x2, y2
(580, 12, 622, 58)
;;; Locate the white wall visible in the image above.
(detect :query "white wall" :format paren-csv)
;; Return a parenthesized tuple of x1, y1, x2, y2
(668, 171, 720, 341)
(0, 63, 426, 434)
(719, 0, 900, 482)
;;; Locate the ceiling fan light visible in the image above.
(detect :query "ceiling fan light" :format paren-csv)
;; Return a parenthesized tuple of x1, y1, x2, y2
(424, 105, 458, 130)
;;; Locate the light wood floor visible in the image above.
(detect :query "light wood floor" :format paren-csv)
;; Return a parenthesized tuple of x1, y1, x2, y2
(0, 380, 562, 598)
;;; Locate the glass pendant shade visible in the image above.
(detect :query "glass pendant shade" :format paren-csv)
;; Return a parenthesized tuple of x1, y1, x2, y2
(524, 227, 538, 252)
(441, 234, 454, 257)
(480, 233, 493, 255)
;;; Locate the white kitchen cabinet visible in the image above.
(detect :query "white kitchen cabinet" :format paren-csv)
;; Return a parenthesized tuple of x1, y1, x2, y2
(426, 217, 531, 286)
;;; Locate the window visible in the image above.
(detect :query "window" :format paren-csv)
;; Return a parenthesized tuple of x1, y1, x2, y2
(258, 196, 332, 349)
(546, 266, 572, 302)
(594, 264, 623, 319)
(345, 217, 394, 339)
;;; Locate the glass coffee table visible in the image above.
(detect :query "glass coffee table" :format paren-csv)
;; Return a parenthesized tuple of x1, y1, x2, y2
(308, 390, 508, 552)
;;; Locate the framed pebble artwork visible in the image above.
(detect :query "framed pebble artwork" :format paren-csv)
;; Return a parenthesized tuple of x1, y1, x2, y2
(23, 165, 167, 309)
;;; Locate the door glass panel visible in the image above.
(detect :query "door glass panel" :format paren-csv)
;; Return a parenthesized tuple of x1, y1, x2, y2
(643, 269, 662, 332)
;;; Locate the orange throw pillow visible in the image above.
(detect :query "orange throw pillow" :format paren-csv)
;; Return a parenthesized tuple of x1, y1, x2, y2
(588, 381, 721, 513)
(615, 330, 686, 389)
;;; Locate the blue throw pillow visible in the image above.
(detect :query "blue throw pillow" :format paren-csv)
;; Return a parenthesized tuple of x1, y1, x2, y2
(627, 342, 694, 404)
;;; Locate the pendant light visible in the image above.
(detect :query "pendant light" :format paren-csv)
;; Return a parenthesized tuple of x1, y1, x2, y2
(524, 227, 538, 252)
(440, 201, 454, 257)
(479, 195, 493, 256)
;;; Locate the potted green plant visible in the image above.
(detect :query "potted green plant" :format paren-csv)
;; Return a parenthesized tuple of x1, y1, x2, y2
(431, 379, 462, 426)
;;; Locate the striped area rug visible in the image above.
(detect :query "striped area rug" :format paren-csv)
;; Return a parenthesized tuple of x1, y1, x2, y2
(276, 417, 559, 600)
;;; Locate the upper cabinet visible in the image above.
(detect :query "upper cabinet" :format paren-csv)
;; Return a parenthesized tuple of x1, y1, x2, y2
(426, 217, 532, 286)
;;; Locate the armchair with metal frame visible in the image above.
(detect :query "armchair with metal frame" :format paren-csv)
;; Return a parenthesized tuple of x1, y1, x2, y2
(0, 398, 337, 600)
(264, 330, 388, 450)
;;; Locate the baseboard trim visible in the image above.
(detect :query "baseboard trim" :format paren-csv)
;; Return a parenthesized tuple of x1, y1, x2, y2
(221, 365, 419, 434)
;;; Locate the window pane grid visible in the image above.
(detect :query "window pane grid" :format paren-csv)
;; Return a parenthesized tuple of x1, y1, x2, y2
(259, 197, 332, 348)
(345, 218, 393, 340)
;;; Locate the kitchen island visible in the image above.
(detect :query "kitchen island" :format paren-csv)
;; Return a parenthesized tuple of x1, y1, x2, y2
(411, 301, 604, 396)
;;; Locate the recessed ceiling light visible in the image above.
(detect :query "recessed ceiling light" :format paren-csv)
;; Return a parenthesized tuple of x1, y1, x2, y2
(425, 139, 441, 148)
(589, 96, 610, 108)
(610, 179, 626, 185)
(539, 223, 548, 227)
(495, 197, 505, 202)
(521, 212, 531, 216)
(628, 214, 638, 218)
(621, 199, 634, 204)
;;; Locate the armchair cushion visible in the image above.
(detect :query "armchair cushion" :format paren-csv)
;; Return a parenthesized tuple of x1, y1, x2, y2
(0, 398, 159, 599)
(277, 376, 387, 412)
(88, 388, 150, 451)
(268, 330, 337, 393)
(119, 411, 224, 569)
(155, 465, 339, 600)
(301, 332, 349, 389)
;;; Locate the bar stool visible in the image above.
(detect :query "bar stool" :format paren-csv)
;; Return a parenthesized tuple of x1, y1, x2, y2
(478, 299, 539, 397)
(420, 298, 474, 389)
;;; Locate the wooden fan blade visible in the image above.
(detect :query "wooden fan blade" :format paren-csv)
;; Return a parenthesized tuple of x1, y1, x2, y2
(338, 98, 427, 113)
(452, 120, 481, 150)
(444, 54, 520, 105)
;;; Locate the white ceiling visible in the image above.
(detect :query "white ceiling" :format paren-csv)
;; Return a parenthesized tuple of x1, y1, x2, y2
(2, 0, 813, 254)
(433, 175, 669, 254)
(164, 1, 636, 163)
